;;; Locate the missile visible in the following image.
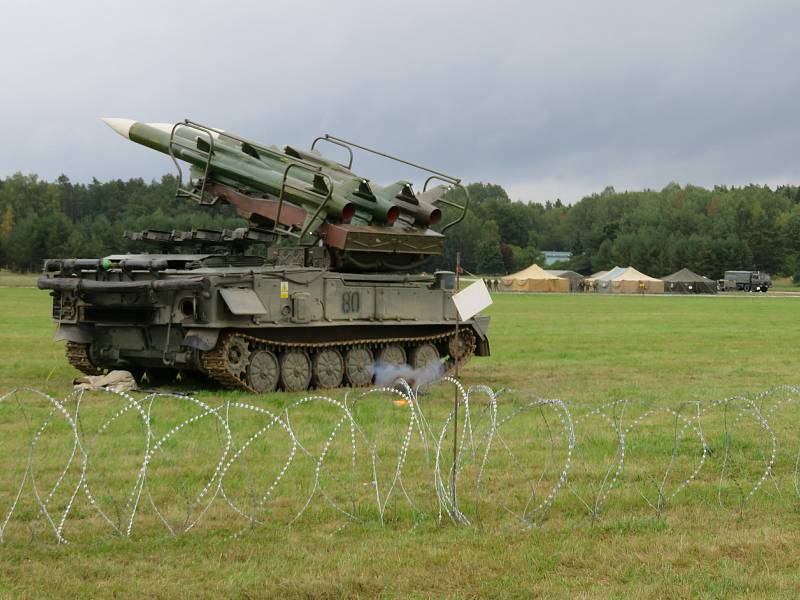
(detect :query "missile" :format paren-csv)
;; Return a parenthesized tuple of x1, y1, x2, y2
(372, 181, 442, 226)
(103, 119, 411, 228)
(283, 144, 400, 225)
(102, 118, 356, 223)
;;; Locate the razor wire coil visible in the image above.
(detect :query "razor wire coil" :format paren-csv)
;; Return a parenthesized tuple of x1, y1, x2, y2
(0, 381, 798, 543)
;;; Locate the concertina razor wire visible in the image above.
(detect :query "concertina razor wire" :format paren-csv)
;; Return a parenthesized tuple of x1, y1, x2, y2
(0, 379, 797, 543)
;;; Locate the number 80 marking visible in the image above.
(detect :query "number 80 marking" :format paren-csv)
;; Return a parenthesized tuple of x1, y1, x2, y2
(342, 291, 360, 314)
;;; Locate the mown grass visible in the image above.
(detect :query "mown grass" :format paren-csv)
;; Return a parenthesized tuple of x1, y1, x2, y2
(770, 276, 800, 291)
(0, 270, 38, 287)
(1, 288, 800, 598)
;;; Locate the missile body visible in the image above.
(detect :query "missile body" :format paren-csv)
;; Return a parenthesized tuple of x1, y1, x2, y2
(282, 144, 399, 225)
(104, 119, 355, 222)
(102, 119, 409, 226)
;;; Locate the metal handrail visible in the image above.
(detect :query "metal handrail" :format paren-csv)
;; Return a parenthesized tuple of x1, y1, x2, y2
(310, 136, 354, 170)
(168, 121, 216, 204)
(319, 134, 461, 184)
(276, 163, 334, 241)
(422, 176, 469, 233)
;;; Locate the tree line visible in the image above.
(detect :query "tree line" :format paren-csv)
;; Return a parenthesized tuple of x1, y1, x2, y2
(433, 182, 800, 280)
(1, 172, 798, 280)
(0, 173, 242, 271)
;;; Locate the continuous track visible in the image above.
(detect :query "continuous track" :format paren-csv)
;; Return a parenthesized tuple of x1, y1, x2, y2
(65, 342, 103, 376)
(200, 328, 476, 392)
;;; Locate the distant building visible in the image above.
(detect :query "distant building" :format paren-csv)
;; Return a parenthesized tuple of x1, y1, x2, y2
(542, 250, 572, 266)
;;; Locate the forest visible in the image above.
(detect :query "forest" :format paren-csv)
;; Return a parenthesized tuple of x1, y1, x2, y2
(1, 172, 799, 280)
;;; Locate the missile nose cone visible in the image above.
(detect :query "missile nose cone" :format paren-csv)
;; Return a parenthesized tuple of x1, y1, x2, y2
(101, 117, 136, 139)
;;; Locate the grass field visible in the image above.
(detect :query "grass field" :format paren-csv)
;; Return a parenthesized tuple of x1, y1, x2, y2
(770, 276, 800, 291)
(0, 270, 37, 288)
(1, 287, 800, 598)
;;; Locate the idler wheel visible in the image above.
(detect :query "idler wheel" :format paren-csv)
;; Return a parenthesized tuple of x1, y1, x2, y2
(313, 349, 345, 390)
(344, 346, 374, 387)
(280, 349, 312, 392)
(378, 345, 406, 367)
(247, 349, 280, 393)
(410, 343, 440, 370)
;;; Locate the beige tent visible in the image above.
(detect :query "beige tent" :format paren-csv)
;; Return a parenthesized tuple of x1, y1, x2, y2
(587, 269, 611, 281)
(596, 266, 664, 294)
(500, 263, 570, 293)
(584, 267, 621, 292)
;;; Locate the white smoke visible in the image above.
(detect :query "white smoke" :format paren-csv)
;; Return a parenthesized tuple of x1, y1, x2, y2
(372, 359, 445, 389)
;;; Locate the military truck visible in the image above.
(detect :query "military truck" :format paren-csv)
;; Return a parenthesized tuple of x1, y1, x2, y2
(718, 270, 772, 292)
(38, 118, 490, 392)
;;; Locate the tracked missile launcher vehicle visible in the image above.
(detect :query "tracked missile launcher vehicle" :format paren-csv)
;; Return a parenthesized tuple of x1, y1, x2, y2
(38, 119, 490, 392)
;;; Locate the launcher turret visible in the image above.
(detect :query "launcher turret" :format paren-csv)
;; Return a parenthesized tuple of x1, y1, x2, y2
(102, 118, 469, 271)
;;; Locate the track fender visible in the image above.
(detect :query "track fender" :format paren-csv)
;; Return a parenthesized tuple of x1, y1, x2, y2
(470, 315, 491, 356)
(182, 329, 220, 352)
(53, 324, 93, 344)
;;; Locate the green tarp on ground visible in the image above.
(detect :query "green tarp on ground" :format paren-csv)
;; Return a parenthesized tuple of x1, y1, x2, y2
(662, 268, 717, 294)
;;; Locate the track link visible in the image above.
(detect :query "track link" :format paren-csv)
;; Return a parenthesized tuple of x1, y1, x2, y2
(200, 328, 476, 392)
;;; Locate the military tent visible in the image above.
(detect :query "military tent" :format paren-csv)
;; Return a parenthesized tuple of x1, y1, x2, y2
(500, 264, 570, 293)
(662, 268, 717, 294)
(546, 269, 585, 292)
(596, 266, 664, 294)
(585, 266, 623, 292)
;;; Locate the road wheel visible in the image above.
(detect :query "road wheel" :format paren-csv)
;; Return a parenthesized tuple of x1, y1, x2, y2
(344, 346, 373, 387)
(378, 345, 406, 367)
(313, 348, 345, 389)
(280, 350, 312, 392)
(744, 284, 751, 292)
(410, 343, 440, 370)
(247, 349, 280, 393)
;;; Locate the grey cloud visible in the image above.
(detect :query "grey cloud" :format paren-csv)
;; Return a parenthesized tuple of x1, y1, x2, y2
(1, 0, 798, 203)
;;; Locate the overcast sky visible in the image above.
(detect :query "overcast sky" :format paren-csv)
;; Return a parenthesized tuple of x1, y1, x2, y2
(1, 0, 798, 203)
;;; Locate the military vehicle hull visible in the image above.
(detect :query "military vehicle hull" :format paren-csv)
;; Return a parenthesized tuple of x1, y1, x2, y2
(40, 257, 489, 392)
(40, 119, 489, 391)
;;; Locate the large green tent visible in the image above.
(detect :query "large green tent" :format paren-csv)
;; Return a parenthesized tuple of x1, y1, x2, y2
(662, 268, 717, 294)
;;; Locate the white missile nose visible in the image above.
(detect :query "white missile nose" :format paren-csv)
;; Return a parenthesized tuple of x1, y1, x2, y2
(101, 117, 136, 139)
